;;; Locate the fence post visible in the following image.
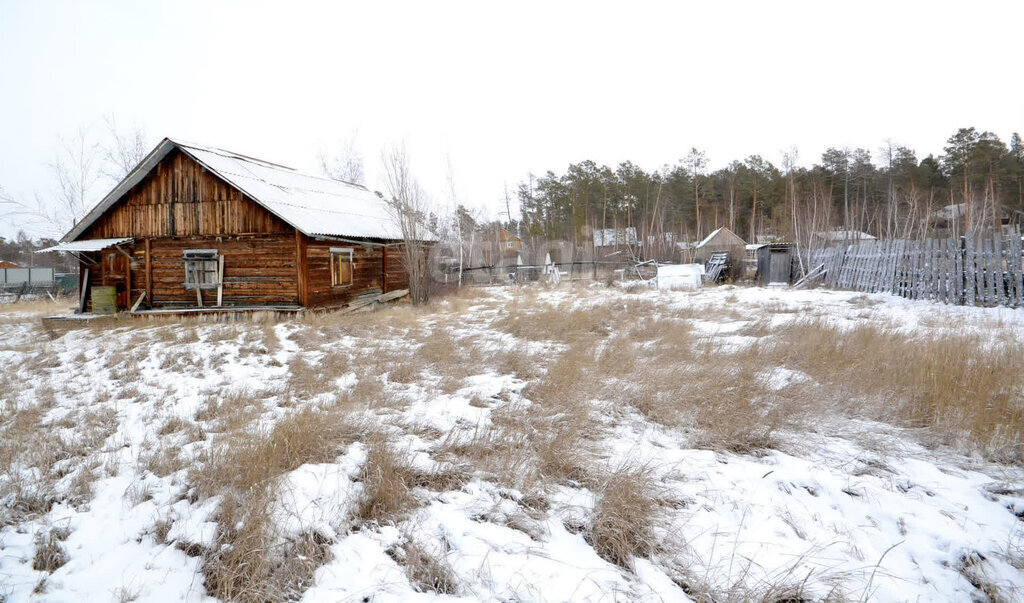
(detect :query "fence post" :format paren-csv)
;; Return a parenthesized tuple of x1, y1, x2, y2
(964, 235, 975, 306)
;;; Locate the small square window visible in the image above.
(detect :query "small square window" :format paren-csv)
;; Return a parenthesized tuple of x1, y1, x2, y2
(184, 249, 219, 290)
(331, 247, 353, 287)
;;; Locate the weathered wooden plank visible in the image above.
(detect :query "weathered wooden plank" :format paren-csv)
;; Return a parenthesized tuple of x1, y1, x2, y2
(964, 235, 976, 306)
(1010, 234, 1023, 307)
(911, 240, 921, 300)
(942, 237, 950, 303)
(985, 236, 997, 306)
(145, 238, 153, 306)
(926, 238, 936, 300)
(993, 234, 1005, 306)
(130, 292, 147, 312)
(874, 240, 887, 294)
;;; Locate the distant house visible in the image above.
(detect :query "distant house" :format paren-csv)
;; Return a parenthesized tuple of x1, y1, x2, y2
(926, 203, 1017, 238)
(40, 138, 422, 313)
(479, 228, 523, 267)
(692, 227, 746, 263)
(813, 229, 876, 245)
(495, 228, 522, 251)
(593, 227, 637, 254)
(0, 261, 19, 269)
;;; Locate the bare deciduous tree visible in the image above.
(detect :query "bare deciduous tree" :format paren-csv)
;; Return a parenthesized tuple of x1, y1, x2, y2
(101, 114, 149, 182)
(1, 119, 149, 238)
(380, 144, 430, 305)
(320, 131, 366, 185)
(50, 127, 102, 235)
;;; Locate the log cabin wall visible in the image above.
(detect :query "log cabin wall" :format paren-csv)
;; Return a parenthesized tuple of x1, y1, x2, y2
(143, 235, 298, 308)
(383, 246, 410, 292)
(80, 149, 291, 239)
(305, 241, 386, 307)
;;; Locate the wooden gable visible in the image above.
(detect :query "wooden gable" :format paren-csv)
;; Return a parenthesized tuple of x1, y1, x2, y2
(703, 227, 746, 248)
(80, 149, 291, 239)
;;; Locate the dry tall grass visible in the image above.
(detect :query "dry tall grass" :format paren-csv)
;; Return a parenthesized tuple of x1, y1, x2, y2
(587, 464, 658, 569)
(388, 532, 460, 594)
(190, 405, 364, 602)
(355, 433, 417, 524)
(765, 320, 1024, 459)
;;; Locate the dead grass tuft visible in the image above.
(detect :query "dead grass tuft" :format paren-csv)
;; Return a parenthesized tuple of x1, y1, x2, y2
(355, 433, 417, 524)
(587, 464, 658, 569)
(32, 527, 69, 572)
(388, 533, 460, 594)
(191, 406, 362, 498)
(191, 405, 360, 601)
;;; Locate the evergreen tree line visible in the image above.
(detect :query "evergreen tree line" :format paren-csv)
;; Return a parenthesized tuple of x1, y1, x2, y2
(513, 127, 1024, 261)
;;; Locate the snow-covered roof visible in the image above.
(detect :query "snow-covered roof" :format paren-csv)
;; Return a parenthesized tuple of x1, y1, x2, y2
(814, 230, 876, 241)
(63, 138, 404, 242)
(593, 227, 637, 247)
(695, 226, 746, 248)
(38, 238, 134, 253)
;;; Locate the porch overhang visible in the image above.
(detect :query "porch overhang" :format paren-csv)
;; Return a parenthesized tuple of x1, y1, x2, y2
(37, 238, 135, 253)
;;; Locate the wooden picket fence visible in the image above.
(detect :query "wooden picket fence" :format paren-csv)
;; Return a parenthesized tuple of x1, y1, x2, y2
(806, 232, 1024, 308)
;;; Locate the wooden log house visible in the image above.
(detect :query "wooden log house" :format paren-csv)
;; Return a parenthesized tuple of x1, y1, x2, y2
(42, 138, 417, 313)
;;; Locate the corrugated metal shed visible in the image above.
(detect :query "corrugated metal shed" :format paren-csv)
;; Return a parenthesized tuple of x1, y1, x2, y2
(63, 138, 404, 243)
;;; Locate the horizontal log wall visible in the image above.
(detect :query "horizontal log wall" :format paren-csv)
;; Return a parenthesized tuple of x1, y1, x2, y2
(82, 149, 291, 239)
(305, 242, 385, 307)
(144, 234, 298, 308)
(384, 246, 410, 292)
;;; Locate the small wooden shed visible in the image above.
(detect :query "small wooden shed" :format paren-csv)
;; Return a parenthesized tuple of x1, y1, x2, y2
(41, 138, 419, 313)
(693, 227, 747, 263)
(756, 243, 795, 285)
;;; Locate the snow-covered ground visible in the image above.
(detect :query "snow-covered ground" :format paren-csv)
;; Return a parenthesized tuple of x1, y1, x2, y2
(1, 285, 1022, 602)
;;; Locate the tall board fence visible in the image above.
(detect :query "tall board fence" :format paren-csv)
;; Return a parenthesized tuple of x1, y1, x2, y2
(806, 232, 1024, 308)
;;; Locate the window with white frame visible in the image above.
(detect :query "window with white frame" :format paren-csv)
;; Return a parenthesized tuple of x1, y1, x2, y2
(331, 247, 353, 287)
(183, 249, 219, 289)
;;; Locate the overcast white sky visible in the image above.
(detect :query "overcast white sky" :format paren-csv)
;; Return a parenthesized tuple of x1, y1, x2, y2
(1, 0, 1021, 240)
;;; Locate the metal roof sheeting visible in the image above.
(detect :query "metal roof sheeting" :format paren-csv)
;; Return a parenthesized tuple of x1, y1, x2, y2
(63, 138, 405, 242)
(174, 140, 403, 241)
(38, 238, 134, 253)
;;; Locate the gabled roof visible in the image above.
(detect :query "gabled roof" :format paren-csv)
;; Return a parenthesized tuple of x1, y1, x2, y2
(695, 226, 746, 248)
(64, 138, 403, 242)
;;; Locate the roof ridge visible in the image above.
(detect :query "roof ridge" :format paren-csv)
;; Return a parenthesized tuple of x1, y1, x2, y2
(169, 137, 370, 191)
